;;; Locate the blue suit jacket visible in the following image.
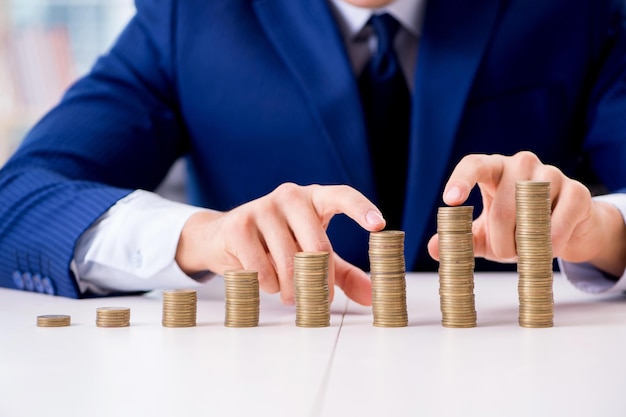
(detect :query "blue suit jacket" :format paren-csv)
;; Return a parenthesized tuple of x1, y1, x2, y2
(2, 0, 626, 298)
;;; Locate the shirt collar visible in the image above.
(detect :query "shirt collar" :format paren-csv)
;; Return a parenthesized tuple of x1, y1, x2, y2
(329, 0, 427, 41)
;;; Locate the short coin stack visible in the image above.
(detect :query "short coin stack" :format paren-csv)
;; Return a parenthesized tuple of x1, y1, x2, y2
(369, 230, 408, 327)
(294, 251, 330, 328)
(224, 270, 260, 327)
(437, 206, 477, 328)
(162, 289, 197, 328)
(96, 307, 130, 328)
(36, 314, 71, 327)
(516, 181, 554, 328)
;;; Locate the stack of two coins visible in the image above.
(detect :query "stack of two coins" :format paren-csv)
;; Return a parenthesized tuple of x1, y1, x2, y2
(224, 270, 260, 327)
(516, 181, 554, 328)
(162, 289, 197, 327)
(437, 206, 477, 328)
(294, 251, 330, 328)
(96, 307, 131, 327)
(369, 230, 408, 327)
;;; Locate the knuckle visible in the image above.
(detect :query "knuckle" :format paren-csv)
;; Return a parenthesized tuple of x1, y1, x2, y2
(254, 195, 277, 214)
(226, 210, 255, 235)
(512, 151, 541, 172)
(307, 183, 324, 193)
(274, 182, 301, 200)
(542, 164, 561, 179)
(459, 153, 484, 168)
(569, 180, 592, 201)
(540, 165, 569, 188)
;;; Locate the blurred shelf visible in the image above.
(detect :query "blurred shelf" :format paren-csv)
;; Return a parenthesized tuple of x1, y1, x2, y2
(0, 0, 135, 165)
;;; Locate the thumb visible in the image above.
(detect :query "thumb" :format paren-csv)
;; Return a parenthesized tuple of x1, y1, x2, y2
(427, 233, 440, 261)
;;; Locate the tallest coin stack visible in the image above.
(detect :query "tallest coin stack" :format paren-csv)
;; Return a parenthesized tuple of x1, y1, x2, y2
(515, 181, 554, 328)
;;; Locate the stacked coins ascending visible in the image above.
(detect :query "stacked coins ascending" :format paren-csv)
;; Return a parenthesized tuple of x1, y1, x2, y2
(96, 307, 130, 327)
(369, 230, 408, 327)
(37, 314, 71, 327)
(516, 181, 554, 328)
(294, 251, 330, 328)
(437, 206, 477, 328)
(162, 289, 197, 328)
(224, 270, 260, 327)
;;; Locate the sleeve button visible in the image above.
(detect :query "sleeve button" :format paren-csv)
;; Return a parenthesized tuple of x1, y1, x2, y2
(12, 271, 24, 290)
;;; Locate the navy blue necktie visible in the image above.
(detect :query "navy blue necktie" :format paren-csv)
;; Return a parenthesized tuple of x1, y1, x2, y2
(358, 13, 411, 231)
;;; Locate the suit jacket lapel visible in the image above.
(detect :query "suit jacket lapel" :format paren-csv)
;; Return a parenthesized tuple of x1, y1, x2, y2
(404, 0, 503, 268)
(252, 0, 375, 197)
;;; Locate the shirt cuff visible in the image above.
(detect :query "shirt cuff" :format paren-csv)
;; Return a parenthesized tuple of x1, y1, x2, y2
(74, 190, 214, 294)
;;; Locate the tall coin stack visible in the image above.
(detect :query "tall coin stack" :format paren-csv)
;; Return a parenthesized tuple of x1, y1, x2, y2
(369, 230, 408, 327)
(437, 206, 477, 328)
(294, 251, 330, 328)
(162, 289, 197, 328)
(516, 181, 554, 328)
(96, 307, 131, 327)
(224, 270, 260, 327)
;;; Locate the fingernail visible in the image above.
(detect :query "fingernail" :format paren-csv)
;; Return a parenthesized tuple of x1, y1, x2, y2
(445, 186, 462, 203)
(366, 210, 385, 226)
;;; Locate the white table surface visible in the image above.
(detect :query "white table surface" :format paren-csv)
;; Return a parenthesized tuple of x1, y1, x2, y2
(1, 272, 625, 417)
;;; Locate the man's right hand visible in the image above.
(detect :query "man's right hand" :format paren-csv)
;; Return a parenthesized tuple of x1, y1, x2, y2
(175, 183, 386, 306)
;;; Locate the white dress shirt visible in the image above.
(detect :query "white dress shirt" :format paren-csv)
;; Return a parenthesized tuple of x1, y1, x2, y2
(74, 0, 626, 296)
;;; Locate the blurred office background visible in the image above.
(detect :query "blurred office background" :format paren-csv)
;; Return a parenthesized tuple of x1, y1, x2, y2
(0, 0, 135, 165)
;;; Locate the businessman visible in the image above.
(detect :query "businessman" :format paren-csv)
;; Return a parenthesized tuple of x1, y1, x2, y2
(1, 0, 626, 306)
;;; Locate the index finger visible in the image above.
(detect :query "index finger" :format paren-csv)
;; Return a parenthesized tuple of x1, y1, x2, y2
(280, 184, 384, 304)
(308, 184, 386, 302)
(443, 154, 507, 205)
(310, 184, 387, 231)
